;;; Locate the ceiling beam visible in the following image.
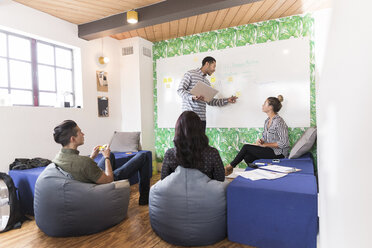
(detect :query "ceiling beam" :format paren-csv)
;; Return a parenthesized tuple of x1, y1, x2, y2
(78, 0, 262, 40)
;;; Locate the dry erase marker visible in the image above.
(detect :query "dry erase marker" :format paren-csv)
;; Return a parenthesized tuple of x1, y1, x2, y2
(255, 162, 266, 166)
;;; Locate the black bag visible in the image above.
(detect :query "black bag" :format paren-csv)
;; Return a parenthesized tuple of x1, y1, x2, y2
(9, 157, 52, 170)
(0, 172, 24, 233)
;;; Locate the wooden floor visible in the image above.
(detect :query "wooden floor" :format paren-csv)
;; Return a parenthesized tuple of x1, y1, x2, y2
(0, 173, 253, 248)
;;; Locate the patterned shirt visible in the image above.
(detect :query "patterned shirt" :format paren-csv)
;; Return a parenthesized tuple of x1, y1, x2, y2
(262, 115, 290, 157)
(161, 146, 225, 182)
(52, 148, 102, 183)
(177, 68, 228, 121)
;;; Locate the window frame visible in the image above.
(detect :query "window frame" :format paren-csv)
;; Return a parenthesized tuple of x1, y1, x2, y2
(0, 29, 75, 107)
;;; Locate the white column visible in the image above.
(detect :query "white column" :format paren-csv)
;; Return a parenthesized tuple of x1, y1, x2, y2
(119, 37, 155, 156)
(317, 1, 372, 247)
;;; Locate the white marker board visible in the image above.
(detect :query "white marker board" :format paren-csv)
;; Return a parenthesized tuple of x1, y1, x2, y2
(157, 37, 310, 128)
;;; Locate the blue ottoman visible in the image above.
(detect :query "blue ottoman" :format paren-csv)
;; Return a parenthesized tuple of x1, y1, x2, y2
(9, 167, 45, 215)
(227, 173, 318, 248)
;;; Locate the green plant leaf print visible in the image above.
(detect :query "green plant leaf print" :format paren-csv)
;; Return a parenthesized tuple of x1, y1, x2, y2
(199, 32, 218, 52)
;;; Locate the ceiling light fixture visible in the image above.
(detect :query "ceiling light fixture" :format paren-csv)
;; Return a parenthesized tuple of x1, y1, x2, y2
(127, 10, 138, 24)
(98, 38, 109, 65)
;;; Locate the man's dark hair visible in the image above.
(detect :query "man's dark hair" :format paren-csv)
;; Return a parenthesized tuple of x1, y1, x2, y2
(173, 111, 209, 170)
(53, 120, 78, 146)
(202, 56, 216, 66)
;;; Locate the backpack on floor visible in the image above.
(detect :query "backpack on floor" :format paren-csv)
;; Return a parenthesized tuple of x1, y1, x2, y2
(0, 172, 24, 233)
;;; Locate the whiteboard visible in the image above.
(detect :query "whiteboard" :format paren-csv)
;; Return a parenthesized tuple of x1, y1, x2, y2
(157, 37, 310, 128)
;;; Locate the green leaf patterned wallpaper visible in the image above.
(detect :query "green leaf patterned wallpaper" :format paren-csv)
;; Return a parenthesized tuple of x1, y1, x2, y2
(153, 14, 317, 168)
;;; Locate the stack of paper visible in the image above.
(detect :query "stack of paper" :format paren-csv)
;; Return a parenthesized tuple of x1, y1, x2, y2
(259, 165, 301, 173)
(226, 168, 246, 179)
(235, 169, 287, 181)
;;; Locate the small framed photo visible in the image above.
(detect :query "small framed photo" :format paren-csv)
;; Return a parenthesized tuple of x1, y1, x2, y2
(96, 71, 108, 92)
(97, 96, 109, 117)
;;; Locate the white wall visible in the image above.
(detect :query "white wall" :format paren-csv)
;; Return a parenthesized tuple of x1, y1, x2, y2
(313, 8, 333, 92)
(0, 0, 123, 172)
(120, 37, 155, 156)
(317, 0, 372, 247)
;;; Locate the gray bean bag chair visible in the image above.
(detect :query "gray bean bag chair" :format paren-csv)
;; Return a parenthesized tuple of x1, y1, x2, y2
(34, 164, 130, 237)
(149, 166, 229, 246)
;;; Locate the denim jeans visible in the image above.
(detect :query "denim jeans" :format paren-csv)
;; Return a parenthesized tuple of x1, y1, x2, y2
(98, 152, 150, 195)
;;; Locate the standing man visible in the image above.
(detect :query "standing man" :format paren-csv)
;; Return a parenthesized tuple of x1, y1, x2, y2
(177, 56, 238, 132)
(52, 120, 150, 205)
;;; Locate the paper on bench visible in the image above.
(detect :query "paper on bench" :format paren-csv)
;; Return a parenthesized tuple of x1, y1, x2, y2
(260, 165, 301, 173)
(226, 168, 245, 179)
(235, 169, 287, 181)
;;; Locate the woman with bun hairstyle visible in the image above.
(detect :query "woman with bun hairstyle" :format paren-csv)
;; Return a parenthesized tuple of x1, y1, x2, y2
(225, 95, 289, 176)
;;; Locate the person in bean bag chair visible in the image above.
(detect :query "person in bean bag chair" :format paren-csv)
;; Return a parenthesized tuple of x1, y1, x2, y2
(34, 164, 130, 237)
(149, 111, 229, 246)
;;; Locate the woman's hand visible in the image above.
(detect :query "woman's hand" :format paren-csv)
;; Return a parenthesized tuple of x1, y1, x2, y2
(225, 164, 234, 176)
(255, 139, 264, 146)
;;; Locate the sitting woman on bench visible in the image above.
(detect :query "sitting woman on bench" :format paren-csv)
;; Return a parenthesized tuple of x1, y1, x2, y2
(161, 111, 225, 182)
(225, 95, 290, 176)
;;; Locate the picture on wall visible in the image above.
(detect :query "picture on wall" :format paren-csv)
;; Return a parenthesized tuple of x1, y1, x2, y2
(97, 96, 109, 117)
(96, 71, 108, 92)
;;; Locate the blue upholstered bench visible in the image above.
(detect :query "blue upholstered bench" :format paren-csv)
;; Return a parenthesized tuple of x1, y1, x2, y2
(9, 151, 152, 215)
(227, 153, 318, 248)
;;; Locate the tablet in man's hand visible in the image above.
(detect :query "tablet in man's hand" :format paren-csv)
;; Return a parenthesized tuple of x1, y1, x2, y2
(190, 82, 219, 102)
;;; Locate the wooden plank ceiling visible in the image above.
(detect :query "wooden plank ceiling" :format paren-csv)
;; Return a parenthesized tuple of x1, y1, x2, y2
(14, 0, 165, 25)
(14, 0, 332, 42)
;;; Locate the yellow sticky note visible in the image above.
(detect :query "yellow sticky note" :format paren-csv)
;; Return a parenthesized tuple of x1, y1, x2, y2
(163, 78, 167, 83)
(211, 77, 216, 83)
(228, 76, 233, 82)
(236, 91, 241, 97)
(167, 77, 172, 83)
(166, 84, 170, 88)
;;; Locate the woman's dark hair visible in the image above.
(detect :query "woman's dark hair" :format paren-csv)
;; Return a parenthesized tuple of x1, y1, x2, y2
(267, 95, 284, 113)
(202, 56, 216, 66)
(173, 111, 209, 170)
(53, 120, 78, 146)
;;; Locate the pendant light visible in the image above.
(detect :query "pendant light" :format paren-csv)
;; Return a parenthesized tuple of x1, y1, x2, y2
(98, 38, 109, 65)
(127, 10, 138, 24)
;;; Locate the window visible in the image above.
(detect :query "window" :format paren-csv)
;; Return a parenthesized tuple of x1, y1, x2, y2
(0, 29, 75, 107)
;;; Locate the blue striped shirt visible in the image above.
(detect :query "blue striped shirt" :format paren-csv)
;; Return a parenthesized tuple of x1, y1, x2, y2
(262, 115, 290, 157)
(177, 68, 228, 121)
